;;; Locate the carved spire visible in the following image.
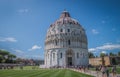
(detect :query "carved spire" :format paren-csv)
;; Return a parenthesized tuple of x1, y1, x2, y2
(60, 10, 71, 18)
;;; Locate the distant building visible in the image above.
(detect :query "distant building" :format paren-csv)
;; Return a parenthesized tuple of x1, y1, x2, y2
(43, 10, 89, 68)
(89, 56, 120, 66)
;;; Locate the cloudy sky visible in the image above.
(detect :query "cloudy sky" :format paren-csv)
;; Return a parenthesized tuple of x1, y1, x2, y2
(0, 0, 120, 59)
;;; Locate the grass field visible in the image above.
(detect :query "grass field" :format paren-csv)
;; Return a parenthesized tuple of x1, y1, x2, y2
(0, 67, 93, 77)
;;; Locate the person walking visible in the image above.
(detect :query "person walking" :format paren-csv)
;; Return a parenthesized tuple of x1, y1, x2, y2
(111, 66, 117, 77)
(105, 66, 109, 77)
(101, 66, 106, 77)
(96, 66, 99, 77)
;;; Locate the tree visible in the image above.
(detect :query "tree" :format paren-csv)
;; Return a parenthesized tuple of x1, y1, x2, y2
(6, 54, 16, 63)
(0, 50, 9, 63)
(0, 55, 3, 63)
(0, 50, 9, 56)
(100, 53, 106, 57)
(0, 49, 16, 63)
(109, 52, 116, 56)
(88, 52, 95, 58)
(8, 54, 16, 60)
(100, 53, 106, 65)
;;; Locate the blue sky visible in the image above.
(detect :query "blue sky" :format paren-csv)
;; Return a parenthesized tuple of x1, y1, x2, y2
(0, 0, 120, 59)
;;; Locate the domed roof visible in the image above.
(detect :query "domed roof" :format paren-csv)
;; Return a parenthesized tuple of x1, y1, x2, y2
(60, 10, 71, 18)
(45, 10, 88, 50)
(50, 10, 81, 27)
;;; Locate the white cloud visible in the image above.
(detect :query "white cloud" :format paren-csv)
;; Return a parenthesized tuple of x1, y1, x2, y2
(18, 9, 29, 13)
(29, 45, 41, 51)
(88, 48, 96, 52)
(0, 37, 17, 42)
(11, 48, 24, 53)
(96, 44, 120, 50)
(91, 29, 99, 34)
(89, 43, 120, 52)
(14, 49, 24, 53)
(11, 48, 24, 58)
(101, 51, 107, 54)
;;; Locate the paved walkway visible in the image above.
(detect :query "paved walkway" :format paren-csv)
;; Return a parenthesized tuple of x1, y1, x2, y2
(70, 68, 120, 77)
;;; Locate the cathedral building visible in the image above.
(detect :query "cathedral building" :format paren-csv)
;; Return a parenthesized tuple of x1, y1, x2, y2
(44, 11, 88, 68)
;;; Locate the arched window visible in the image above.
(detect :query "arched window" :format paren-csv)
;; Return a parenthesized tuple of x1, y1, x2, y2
(68, 29, 70, 32)
(68, 40, 70, 45)
(60, 53, 62, 58)
(55, 40, 57, 45)
(77, 53, 79, 58)
(60, 29, 63, 32)
(80, 31, 81, 33)
(53, 53, 55, 61)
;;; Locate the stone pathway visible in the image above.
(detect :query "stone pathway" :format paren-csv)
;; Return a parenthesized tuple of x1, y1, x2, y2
(70, 68, 120, 77)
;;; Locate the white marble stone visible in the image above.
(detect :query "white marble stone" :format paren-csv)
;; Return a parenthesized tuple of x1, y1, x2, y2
(43, 11, 88, 68)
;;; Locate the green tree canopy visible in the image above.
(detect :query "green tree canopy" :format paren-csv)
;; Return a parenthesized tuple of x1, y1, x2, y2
(0, 50, 9, 56)
(0, 49, 16, 63)
(100, 53, 106, 57)
(88, 52, 95, 58)
(109, 52, 116, 56)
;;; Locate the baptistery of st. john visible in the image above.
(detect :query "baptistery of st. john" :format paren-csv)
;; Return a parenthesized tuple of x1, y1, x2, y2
(44, 11, 88, 68)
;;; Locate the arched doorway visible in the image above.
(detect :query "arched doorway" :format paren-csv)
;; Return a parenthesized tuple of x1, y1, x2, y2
(66, 49, 74, 66)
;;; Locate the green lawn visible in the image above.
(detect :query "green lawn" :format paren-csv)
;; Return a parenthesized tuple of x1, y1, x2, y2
(0, 69, 93, 77)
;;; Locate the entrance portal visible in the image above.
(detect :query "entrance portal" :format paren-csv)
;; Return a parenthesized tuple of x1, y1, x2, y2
(66, 49, 74, 66)
(68, 57, 72, 66)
